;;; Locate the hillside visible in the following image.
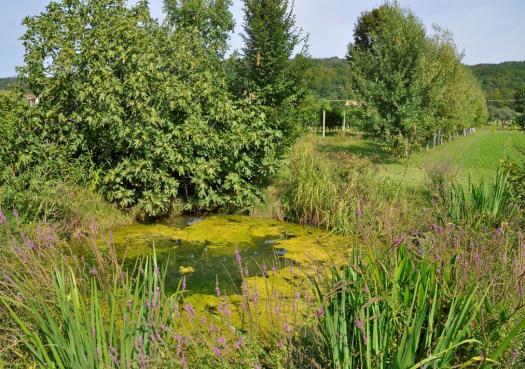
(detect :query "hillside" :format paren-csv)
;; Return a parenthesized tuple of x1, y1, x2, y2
(0, 77, 17, 90)
(470, 61, 525, 102)
(305, 58, 525, 109)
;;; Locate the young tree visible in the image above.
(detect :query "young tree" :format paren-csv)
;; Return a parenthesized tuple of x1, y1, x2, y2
(241, 0, 305, 102)
(347, 2, 487, 155)
(347, 3, 431, 155)
(239, 0, 308, 145)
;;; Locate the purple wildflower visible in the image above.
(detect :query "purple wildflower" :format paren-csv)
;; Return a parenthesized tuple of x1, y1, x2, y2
(213, 347, 222, 357)
(183, 303, 195, 317)
(215, 279, 221, 297)
(234, 336, 244, 350)
(181, 276, 186, 291)
(3, 272, 12, 283)
(355, 319, 363, 329)
(316, 307, 325, 318)
(217, 336, 226, 346)
(235, 249, 241, 265)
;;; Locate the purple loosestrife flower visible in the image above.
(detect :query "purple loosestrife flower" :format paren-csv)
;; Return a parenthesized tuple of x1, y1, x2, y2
(217, 336, 226, 346)
(215, 279, 221, 297)
(0, 211, 7, 224)
(253, 286, 259, 307)
(213, 347, 222, 357)
(355, 319, 363, 330)
(393, 237, 403, 247)
(183, 303, 195, 317)
(234, 336, 244, 350)
(109, 346, 120, 367)
(3, 272, 12, 283)
(284, 322, 291, 335)
(23, 236, 36, 251)
(234, 248, 242, 266)
(181, 276, 187, 291)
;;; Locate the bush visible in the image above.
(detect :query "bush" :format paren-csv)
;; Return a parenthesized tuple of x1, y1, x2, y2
(0, 170, 130, 238)
(501, 158, 525, 209)
(10, 0, 300, 218)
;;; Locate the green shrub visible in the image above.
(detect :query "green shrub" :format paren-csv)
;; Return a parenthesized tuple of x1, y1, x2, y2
(0, 170, 130, 237)
(501, 158, 525, 209)
(12, 0, 300, 218)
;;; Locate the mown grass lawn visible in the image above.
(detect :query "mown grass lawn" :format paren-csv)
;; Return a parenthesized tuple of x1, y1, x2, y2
(317, 128, 525, 186)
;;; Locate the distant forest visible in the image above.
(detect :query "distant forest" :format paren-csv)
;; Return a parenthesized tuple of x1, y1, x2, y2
(3, 59, 525, 113)
(0, 77, 17, 91)
(304, 58, 525, 105)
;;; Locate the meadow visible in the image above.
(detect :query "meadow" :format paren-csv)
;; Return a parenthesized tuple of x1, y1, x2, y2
(318, 128, 525, 185)
(1, 0, 525, 368)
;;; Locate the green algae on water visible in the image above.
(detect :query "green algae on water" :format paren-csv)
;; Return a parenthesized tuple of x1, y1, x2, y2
(95, 215, 350, 296)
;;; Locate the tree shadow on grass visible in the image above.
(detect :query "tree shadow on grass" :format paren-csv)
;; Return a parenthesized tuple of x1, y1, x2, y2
(318, 139, 397, 164)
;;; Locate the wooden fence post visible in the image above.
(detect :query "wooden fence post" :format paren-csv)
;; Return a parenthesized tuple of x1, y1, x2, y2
(322, 109, 326, 138)
(342, 109, 346, 135)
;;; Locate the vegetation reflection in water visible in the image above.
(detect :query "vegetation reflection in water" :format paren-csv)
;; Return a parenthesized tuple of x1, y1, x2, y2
(101, 215, 349, 296)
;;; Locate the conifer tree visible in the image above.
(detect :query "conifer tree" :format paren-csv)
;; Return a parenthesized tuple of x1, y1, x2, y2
(240, 0, 305, 105)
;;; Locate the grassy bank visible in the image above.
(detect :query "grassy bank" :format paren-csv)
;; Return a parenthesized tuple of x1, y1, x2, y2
(317, 128, 525, 186)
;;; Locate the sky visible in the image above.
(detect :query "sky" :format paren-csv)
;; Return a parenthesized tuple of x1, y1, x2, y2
(1, 0, 524, 77)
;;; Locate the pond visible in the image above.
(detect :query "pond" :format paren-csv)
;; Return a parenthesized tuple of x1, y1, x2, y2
(90, 215, 351, 296)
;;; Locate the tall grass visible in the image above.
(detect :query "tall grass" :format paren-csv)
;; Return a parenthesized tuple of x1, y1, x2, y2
(2, 254, 179, 369)
(312, 247, 488, 369)
(446, 169, 515, 227)
(282, 137, 411, 240)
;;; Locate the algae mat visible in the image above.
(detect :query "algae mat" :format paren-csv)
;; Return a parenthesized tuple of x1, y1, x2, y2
(104, 215, 352, 296)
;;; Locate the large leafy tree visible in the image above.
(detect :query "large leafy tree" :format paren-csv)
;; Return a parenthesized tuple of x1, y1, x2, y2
(347, 4, 431, 155)
(16, 0, 284, 217)
(347, 2, 487, 156)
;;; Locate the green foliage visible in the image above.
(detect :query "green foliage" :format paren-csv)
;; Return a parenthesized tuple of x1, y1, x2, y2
(471, 61, 525, 108)
(346, 3, 487, 156)
(0, 91, 28, 168)
(3, 253, 178, 369)
(303, 58, 352, 100)
(164, 0, 235, 58)
(442, 169, 515, 228)
(236, 0, 308, 143)
(502, 157, 525, 209)
(240, 0, 304, 103)
(13, 0, 290, 218)
(313, 247, 486, 369)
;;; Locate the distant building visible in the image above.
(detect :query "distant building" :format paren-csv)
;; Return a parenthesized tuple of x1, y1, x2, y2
(345, 99, 362, 107)
(26, 93, 39, 107)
